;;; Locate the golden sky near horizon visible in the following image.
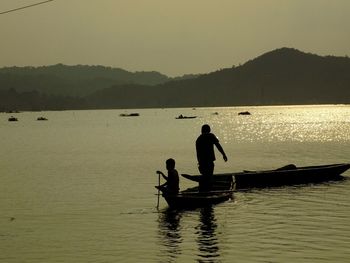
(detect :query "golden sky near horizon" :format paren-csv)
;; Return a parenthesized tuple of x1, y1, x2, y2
(1, 0, 350, 76)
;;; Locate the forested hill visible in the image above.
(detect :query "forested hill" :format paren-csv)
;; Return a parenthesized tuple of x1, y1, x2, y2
(1, 48, 350, 111)
(87, 48, 350, 108)
(0, 64, 173, 97)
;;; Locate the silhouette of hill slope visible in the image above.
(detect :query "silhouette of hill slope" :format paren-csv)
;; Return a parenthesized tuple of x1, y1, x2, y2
(87, 48, 350, 108)
(0, 64, 172, 97)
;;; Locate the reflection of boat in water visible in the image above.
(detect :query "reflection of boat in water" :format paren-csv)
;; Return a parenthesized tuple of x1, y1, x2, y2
(157, 174, 234, 209)
(158, 208, 182, 255)
(197, 207, 220, 260)
(37, 117, 48, 121)
(175, 114, 197, 119)
(183, 163, 350, 191)
(157, 206, 221, 262)
(120, 113, 140, 117)
(8, 116, 18, 122)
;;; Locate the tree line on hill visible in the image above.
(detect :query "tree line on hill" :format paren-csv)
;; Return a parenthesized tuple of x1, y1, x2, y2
(1, 47, 350, 111)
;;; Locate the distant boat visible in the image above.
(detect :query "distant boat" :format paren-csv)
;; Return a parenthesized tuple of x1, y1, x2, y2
(238, 111, 251, 115)
(8, 116, 18, 122)
(37, 117, 48, 121)
(175, 114, 197, 119)
(120, 113, 140, 117)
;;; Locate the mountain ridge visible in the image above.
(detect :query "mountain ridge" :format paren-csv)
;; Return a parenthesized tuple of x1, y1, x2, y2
(0, 64, 198, 97)
(87, 47, 350, 108)
(1, 47, 350, 111)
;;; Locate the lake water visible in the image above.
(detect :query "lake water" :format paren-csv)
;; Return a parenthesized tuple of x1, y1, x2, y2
(1, 105, 350, 262)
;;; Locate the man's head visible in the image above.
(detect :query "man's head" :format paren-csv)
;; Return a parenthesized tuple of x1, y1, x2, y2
(201, 124, 211, 134)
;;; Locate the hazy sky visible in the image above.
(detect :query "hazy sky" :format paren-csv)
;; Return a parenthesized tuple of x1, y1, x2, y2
(1, 0, 350, 76)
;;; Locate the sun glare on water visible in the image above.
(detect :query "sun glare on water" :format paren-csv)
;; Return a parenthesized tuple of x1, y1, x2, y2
(212, 105, 350, 143)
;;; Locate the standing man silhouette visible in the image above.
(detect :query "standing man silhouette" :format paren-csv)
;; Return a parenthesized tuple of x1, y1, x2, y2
(196, 124, 228, 190)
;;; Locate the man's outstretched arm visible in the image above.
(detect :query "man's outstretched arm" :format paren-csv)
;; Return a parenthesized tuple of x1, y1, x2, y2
(215, 142, 228, 162)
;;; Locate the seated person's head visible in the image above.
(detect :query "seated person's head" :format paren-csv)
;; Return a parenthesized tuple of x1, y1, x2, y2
(166, 158, 175, 170)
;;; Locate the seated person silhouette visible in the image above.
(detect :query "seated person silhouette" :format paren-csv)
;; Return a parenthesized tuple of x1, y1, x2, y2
(156, 158, 179, 194)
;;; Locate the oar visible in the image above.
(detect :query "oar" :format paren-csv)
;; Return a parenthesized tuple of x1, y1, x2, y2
(156, 171, 161, 209)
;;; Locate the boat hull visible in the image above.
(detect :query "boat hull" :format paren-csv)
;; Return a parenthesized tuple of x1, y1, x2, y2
(234, 163, 350, 189)
(160, 175, 234, 209)
(163, 190, 233, 209)
(181, 163, 350, 190)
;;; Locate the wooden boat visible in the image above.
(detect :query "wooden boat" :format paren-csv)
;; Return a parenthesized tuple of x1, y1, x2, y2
(158, 174, 234, 209)
(175, 114, 197, 119)
(120, 113, 139, 117)
(8, 116, 18, 122)
(182, 163, 350, 190)
(238, 111, 251, 115)
(234, 163, 350, 189)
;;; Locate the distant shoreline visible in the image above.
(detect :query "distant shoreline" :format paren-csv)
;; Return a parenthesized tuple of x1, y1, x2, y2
(2, 103, 349, 114)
